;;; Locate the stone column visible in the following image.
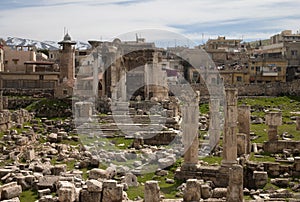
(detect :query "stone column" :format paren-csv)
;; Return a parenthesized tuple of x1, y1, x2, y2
(120, 70, 127, 102)
(265, 112, 282, 141)
(238, 105, 251, 154)
(182, 92, 200, 170)
(221, 88, 238, 167)
(226, 164, 243, 202)
(0, 91, 3, 111)
(209, 98, 221, 151)
(296, 117, 300, 131)
(144, 181, 160, 202)
(92, 52, 99, 98)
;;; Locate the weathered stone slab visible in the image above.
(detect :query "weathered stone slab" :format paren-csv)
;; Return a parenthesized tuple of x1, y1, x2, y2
(144, 180, 160, 202)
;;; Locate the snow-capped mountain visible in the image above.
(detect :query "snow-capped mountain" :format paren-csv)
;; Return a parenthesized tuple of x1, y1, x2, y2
(5, 37, 59, 50)
(4, 37, 91, 50)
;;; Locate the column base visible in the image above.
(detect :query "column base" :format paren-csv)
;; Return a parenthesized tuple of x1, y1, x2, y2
(221, 160, 237, 168)
(181, 163, 201, 172)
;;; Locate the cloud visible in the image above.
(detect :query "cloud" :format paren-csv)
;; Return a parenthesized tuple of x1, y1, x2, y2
(1, 0, 300, 44)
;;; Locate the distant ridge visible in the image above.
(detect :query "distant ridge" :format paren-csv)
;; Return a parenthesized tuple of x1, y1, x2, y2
(4, 37, 91, 50)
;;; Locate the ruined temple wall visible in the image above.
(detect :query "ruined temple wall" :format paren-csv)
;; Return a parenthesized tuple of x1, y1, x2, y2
(1, 78, 300, 99)
(191, 79, 300, 97)
(263, 140, 300, 154)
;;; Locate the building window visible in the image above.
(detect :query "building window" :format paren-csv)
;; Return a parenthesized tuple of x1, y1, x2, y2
(277, 67, 281, 72)
(63, 89, 68, 95)
(50, 54, 53, 59)
(39, 75, 44, 80)
(251, 66, 254, 70)
(12, 59, 19, 65)
(236, 76, 242, 82)
(256, 66, 260, 72)
(291, 50, 298, 56)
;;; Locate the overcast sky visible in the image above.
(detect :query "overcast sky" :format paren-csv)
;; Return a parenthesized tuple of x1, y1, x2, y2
(1, 0, 300, 45)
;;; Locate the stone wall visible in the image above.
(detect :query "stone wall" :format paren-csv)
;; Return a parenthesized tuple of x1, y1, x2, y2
(1, 79, 300, 100)
(2, 88, 54, 97)
(191, 79, 300, 98)
(142, 131, 177, 145)
(7, 98, 37, 110)
(263, 140, 300, 154)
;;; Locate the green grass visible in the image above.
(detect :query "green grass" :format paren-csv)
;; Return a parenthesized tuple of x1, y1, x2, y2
(126, 158, 184, 200)
(81, 168, 89, 180)
(249, 153, 275, 163)
(199, 103, 209, 114)
(200, 156, 222, 165)
(66, 160, 76, 171)
(239, 96, 300, 123)
(244, 195, 252, 201)
(278, 124, 300, 141)
(126, 172, 184, 200)
(50, 157, 76, 171)
(20, 190, 38, 202)
(61, 138, 81, 146)
(110, 137, 133, 149)
(250, 124, 268, 143)
(79, 136, 133, 151)
(250, 123, 300, 143)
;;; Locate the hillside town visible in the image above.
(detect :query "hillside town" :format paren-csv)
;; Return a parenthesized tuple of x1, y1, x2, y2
(0, 30, 299, 202)
(0, 29, 300, 99)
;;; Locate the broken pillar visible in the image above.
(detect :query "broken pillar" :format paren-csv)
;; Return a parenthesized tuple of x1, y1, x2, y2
(265, 111, 282, 141)
(237, 133, 247, 156)
(144, 180, 160, 202)
(253, 171, 268, 189)
(238, 105, 251, 154)
(102, 180, 123, 202)
(296, 117, 300, 131)
(221, 88, 238, 167)
(0, 91, 3, 111)
(182, 91, 200, 170)
(74, 101, 93, 124)
(183, 179, 202, 202)
(226, 164, 243, 202)
(57, 181, 76, 202)
(209, 98, 221, 151)
(294, 156, 300, 172)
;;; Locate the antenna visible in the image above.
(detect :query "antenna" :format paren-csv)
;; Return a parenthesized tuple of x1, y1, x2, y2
(64, 27, 66, 36)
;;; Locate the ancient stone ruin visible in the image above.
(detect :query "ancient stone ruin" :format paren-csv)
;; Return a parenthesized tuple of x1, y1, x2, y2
(0, 87, 299, 202)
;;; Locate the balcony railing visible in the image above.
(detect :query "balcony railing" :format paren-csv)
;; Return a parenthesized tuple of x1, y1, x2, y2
(262, 71, 278, 76)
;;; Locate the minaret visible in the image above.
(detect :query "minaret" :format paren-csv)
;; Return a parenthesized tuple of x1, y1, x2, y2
(58, 33, 76, 83)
